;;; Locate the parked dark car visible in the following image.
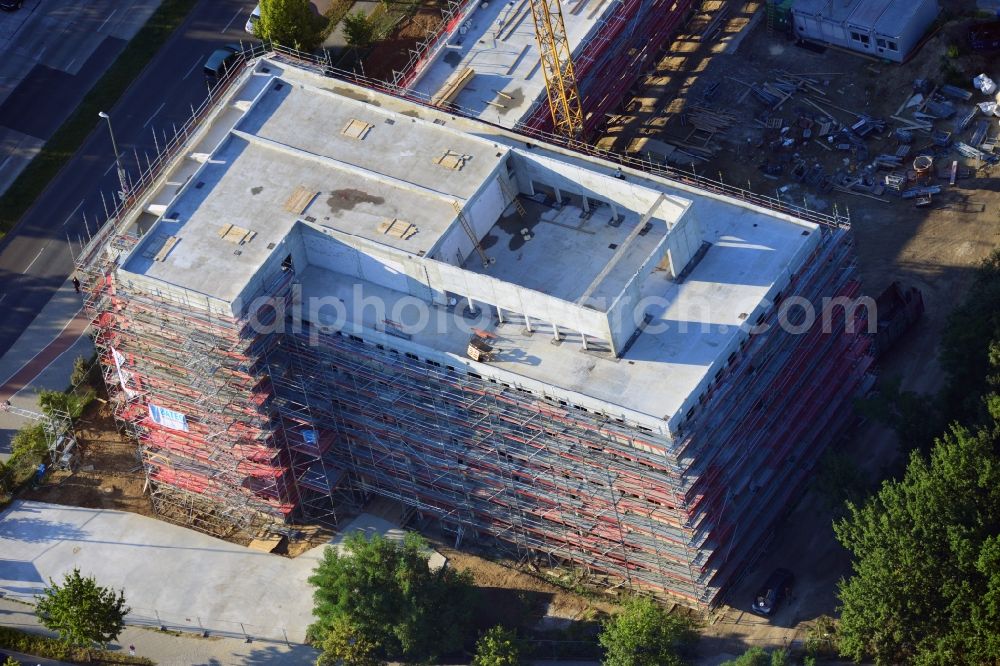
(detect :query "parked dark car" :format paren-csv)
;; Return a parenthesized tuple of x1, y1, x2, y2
(203, 44, 243, 78)
(0, 0, 25, 11)
(969, 21, 1000, 51)
(751, 568, 794, 616)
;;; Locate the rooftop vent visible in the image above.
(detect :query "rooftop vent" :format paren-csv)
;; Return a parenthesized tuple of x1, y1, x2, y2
(218, 223, 257, 245)
(341, 118, 373, 140)
(435, 150, 469, 170)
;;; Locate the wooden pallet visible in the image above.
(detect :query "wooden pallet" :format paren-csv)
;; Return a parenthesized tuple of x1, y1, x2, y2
(378, 218, 418, 240)
(284, 186, 317, 214)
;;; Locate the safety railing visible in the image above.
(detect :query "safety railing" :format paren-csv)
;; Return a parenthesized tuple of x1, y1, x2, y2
(76, 40, 848, 277)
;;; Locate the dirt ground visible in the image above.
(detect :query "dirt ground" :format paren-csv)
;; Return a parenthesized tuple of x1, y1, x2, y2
(362, 2, 445, 81)
(20, 400, 154, 517)
(442, 546, 620, 621)
(595, 0, 1000, 659)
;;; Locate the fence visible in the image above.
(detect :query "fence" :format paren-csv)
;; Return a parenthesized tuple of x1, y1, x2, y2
(73, 41, 848, 275)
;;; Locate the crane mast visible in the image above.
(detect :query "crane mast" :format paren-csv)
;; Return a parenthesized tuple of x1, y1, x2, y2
(527, 0, 585, 138)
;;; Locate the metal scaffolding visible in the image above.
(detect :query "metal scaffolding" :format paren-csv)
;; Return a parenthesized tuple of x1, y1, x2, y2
(77, 246, 346, 538)
(66, 45, 874, 608)
(249, 227, 873, 607)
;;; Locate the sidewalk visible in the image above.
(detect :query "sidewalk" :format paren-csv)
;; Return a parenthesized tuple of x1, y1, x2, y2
(0, 279, 93, 461)
(0, 597, 319, 666)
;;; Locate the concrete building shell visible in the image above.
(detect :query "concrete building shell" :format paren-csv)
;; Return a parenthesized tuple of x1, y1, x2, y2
(77, 56, 874, 608)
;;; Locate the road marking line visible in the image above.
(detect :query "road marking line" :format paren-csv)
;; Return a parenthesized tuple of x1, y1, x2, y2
(24, 246, 45, 273)
(62, 199, 85, 226)
(0, 294, 6, 304)
(104, 152, 125, 175)
(222, 7, 242, 33)
(142, 102, 166, 129)
(182, 57, 201, 80)
(98, 8, 118, 32)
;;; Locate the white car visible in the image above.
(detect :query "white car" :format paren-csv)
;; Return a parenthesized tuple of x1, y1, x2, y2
(245, 3, 261, 34)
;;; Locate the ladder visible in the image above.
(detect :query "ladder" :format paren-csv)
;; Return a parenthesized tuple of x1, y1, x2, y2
(452, 201, 492, 268)
(498, 177, 526, 218)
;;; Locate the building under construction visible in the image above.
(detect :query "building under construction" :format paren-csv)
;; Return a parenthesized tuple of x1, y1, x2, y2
(403, 0, 696, 135)
(78, 56, 873, 608)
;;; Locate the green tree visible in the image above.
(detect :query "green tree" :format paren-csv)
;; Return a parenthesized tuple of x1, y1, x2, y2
(472, 625, 521, 666)
(3, 656, 21, 666)
(833, 419, 1000, 665)
(35, 568, 129, 648)
(316, 615, 384, 666)
(10, 423, 47, 462)
(308, 531, 474, 662)
(598, 596, 696, 666)
(38, 388, 93, 419)
(255, 0, 322, 50)
(341, 10, 375, 48)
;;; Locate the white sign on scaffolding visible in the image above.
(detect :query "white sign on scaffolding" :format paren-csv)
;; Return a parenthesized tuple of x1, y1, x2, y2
(110, 347, 138, 399)
(148, 404, 189, 432)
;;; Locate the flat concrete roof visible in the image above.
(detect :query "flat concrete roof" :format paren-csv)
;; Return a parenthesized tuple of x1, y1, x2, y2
(464, 196, 668, 307)
(410, 0, 615, 124)
(123, 74, 507, 303)
(117, 59, 820, 428)
(299, 191, 818, 428)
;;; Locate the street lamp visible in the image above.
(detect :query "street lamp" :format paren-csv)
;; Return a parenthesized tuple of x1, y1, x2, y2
(98, 111, 128, 201)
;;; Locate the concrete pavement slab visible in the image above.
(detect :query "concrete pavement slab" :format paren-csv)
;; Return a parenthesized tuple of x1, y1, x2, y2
(0, 596, 319, 665)
(0, 500, 321, 643)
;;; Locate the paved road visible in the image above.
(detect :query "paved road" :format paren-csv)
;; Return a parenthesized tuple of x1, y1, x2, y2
(0, 0, 161, 196)
(0, 0, 260, 358)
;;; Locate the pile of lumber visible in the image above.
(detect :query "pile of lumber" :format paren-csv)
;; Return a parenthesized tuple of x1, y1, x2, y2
(683, 105, 737, 132)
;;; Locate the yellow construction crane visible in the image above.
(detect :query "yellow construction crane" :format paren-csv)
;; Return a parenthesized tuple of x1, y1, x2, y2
(527, 0, 584, 138)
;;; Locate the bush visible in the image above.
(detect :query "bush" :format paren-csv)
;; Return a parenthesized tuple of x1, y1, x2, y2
(0, 626, 153, 664)
(472, 625, 521, 666)
(70, 355, 102, 390)
(38, 388, 95, 420)
(10, 423, 47, 463)
(804, 615, 838, 658)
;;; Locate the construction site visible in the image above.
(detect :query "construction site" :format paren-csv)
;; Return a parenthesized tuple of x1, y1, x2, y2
(71, 41, 875, 609)
(387, 0, 698, 135)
